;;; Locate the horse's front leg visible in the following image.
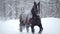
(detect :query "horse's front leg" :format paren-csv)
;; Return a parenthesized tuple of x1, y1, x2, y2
(38, 23, 43, 33)
(31, 24, 34, 33)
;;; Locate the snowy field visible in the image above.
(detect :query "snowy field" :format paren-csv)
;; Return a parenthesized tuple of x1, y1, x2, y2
(0, 17, 60, 34)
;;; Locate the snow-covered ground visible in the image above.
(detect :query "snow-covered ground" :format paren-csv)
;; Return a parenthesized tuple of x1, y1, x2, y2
(0, 17, 60, 34)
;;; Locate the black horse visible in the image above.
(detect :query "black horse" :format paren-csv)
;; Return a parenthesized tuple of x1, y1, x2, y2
(19, 1, 43, 33)
(30, 1, 43, 33)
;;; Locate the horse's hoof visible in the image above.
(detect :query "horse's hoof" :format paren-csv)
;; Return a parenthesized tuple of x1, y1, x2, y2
(32, 31, 34, 34)
(40, 28, 43, 31)
(39, 28, 43, 33)
(20, 29, 22, 32)
(38, 31, 42, 34)
(32, 32, 34, 34)
(41, 28, 43, 31)
(27, 31, 29, 33)
(20, 31, 22, 32)
(38, 31, 41, 33)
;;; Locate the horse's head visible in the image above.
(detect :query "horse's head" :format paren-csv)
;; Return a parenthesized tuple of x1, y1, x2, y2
(31, 1, 40, 16)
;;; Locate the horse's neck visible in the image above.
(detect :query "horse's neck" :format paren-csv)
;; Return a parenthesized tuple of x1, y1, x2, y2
(32, 14, 39, 18)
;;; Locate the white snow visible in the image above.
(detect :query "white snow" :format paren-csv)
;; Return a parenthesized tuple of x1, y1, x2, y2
(0, 17, 60, 34)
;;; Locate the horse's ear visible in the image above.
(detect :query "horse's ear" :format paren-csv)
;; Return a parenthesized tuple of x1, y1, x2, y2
(34, 1, 37, 5)
(37, 2, 40, 5)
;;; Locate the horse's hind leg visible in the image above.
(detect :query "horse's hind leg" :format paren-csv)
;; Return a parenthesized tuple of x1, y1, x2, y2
(20, 24, 23, 32)
(26, 24, 29, 32)
(20, 21, 23, 32)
